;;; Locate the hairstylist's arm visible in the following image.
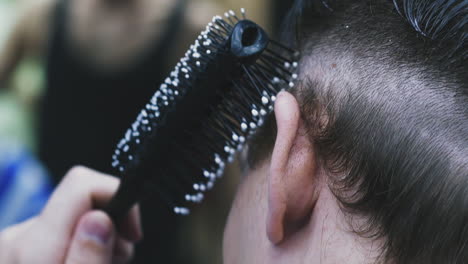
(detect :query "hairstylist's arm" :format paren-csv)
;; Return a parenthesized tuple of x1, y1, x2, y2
(0, 166, 142, 264)
(0, 0, 55, 88)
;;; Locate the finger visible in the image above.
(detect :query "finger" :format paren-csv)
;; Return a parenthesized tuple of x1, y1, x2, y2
(65, 211, 116, 264)
(0, 216, 36, 242)
(39, 166, 120, 241)
(112, 237, 134, 264)
(118, 204, 143, 242)
(0, 217, 37, 263)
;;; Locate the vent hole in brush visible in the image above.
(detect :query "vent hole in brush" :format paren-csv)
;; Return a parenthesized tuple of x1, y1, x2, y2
(242, 27, 259, 47)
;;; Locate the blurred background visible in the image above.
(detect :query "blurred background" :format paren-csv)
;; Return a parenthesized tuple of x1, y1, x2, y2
(0, 0, 293, 262)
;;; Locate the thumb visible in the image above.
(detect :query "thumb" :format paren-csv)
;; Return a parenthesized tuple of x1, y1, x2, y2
(65, 211, 116, 264)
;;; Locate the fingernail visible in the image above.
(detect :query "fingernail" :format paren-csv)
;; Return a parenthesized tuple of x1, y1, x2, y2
(277, 91, 288, 100)
(134, 222, 144, 242)
(80, 212, 112, 245)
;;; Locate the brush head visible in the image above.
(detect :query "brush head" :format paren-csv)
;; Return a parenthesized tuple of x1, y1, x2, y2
(108, 9, 299, 217)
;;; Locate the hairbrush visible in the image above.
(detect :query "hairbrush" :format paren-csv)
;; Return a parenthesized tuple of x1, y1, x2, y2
(105, 9, 299, 221)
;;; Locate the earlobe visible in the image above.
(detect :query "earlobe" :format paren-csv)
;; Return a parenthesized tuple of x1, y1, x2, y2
(267, 91, 319, 245)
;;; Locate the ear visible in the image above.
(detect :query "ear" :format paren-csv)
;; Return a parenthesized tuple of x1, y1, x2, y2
(267, 91, 320, 245)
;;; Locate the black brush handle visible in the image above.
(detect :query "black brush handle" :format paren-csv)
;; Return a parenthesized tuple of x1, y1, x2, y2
(104, 175, 140, 222)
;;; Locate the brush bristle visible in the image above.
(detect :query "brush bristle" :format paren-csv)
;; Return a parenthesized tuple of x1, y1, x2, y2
(111, 9, 299, 215)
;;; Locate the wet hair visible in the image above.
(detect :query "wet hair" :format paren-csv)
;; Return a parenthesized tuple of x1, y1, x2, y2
(247, 0, 467, 263)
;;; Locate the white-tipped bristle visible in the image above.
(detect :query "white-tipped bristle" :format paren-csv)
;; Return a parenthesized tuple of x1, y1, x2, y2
(241, 123, 248, 131)
(174, 207, 190, 215)
(207, 181, 214, 190)
(199, 184, 206, 192)
(198, 192, 204, 199)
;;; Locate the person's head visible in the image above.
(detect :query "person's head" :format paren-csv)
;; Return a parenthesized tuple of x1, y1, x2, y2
(223, 1, 467, 263)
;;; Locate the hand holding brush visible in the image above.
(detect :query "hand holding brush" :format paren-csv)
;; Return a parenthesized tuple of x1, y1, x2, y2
(0, 167, 142, 264)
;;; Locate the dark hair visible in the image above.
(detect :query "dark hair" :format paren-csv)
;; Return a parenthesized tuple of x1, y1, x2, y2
(247, 0, 468, 263)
